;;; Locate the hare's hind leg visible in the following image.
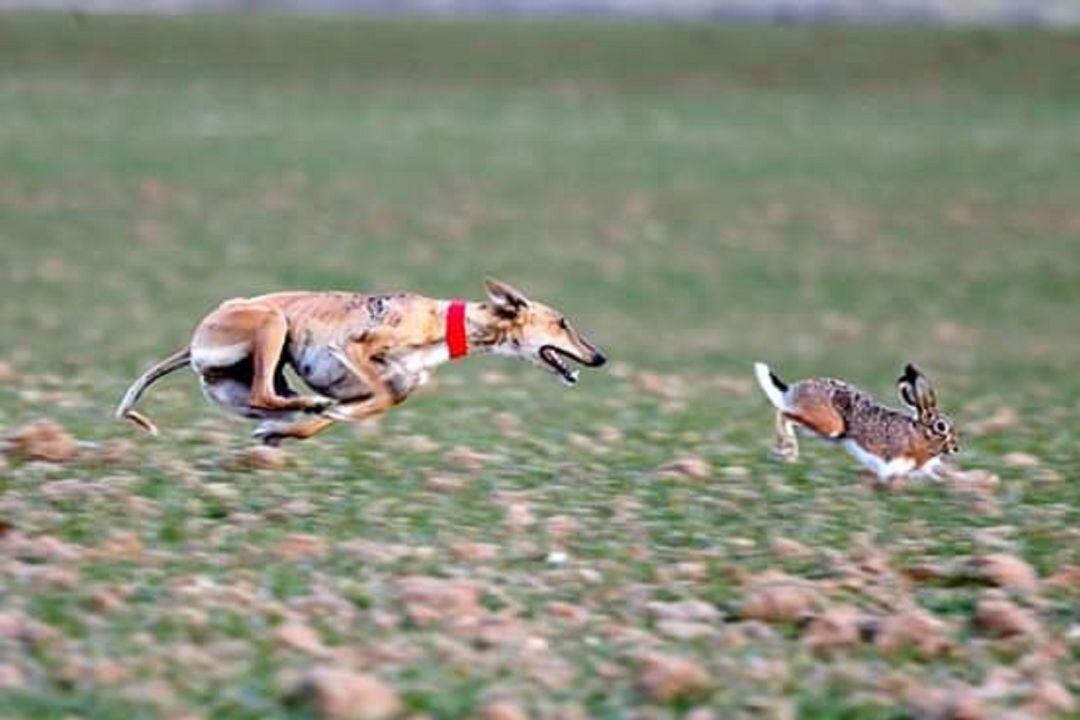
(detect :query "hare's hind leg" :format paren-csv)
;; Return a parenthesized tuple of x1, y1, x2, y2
(773, 411, 799, 461)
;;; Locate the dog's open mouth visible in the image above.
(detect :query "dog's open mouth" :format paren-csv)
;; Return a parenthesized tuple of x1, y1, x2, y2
(539, 346, 584, 386)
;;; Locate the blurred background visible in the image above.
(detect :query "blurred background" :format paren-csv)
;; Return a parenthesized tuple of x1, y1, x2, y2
(0, 2, 1078, 718)
(3, 0, 1080, 24)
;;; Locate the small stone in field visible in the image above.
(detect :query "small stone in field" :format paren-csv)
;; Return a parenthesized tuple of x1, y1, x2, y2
(656, 620, 716, 640)
(424, 473, 465, 493)
(222, 445, 287, 471)
(450, 541, 498, 562)
(0, 662, 24, 689)
(1025, 678, 1076, 716)
(665, 561, 708, 581)
(93, 531, 144, 561)
(874, 608, 949, 658)
(0, 361, 15, 383)
(596, 425, 623, 444)
(480, 698, 530, 720)
(636, 653, 710, 702)
(401, 435, 438, 453)
(275, 622, 328, 656)
(91, 589, 125, 613)
(938, 688, 986, 720)
(740, 582, 818, 623)
(276, 533, 328, 561)
(292, 667, 401, 720)
(657, 456, 711, 479)
(396, 576, 481, 625)
(942, 467, 1000, 495)
(545, 514, 577, 540)
(647, 600, 720, 624)
(88, 438, 138, 466)
(1002, 451, 1040, 468)
(493, 412, 522, 436)
(546, 601, 588, 624)
(770, 537, 813, 559)
(5, 419, 77, 463)
(974, 553, 1039, 593)
(966, 406, 1018, 436)
(684, 709, 715, 720)
(974, 596, 1041, 638)
(444, 445, 488, 473)
(803, 606, 863, 652)
(504, 502, 535, 533)
(1045, 565, 1080, 592)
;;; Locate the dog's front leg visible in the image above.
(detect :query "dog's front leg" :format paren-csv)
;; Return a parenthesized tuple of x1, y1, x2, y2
(253, 392, 396, 445)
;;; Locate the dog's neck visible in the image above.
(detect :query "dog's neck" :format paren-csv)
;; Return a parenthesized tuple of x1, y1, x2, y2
(463, 301, 511, 353)
(440, 300, 513, 356)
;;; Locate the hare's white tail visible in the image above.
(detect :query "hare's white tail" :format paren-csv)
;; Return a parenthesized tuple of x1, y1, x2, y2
(754, 362, 789, 410)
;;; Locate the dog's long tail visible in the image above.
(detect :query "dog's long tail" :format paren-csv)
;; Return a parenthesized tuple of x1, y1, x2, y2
(754, 361, 790, 410)
(115, 346, 191, 435)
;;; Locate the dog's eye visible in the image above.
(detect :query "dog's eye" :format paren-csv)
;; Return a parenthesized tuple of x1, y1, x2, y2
(558, 318, 569, 331)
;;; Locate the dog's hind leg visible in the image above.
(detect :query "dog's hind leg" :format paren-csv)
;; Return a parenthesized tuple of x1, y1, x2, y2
(253, 344, 397, 445)
(193, 302, 334, 415)
(248, 310, 336, 413)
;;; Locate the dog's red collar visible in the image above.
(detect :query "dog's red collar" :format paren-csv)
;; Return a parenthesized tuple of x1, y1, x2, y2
(446, 299, 468, 360)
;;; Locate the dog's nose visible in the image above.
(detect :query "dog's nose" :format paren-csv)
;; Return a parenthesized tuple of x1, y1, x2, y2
(590, 350, 607, 368)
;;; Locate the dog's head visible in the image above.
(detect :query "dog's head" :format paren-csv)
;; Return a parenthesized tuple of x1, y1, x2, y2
(482, 279, 606, 385)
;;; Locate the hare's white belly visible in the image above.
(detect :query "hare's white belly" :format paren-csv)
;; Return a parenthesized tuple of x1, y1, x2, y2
(843, 440, 915, 479)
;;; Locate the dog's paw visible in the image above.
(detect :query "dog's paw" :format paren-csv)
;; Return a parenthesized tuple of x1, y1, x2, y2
(304, 396, 338, 414)
(252, 426, 286, 446)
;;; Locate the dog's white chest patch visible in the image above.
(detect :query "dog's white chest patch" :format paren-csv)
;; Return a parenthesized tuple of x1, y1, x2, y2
(392, 346, 450, 388)
(842, 440, 916, 480)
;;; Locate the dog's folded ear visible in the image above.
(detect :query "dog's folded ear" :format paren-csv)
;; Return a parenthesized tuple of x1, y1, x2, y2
(485, 278, 530, 316)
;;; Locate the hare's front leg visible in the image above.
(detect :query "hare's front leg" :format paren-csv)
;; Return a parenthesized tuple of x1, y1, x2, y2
(772, 411, 799, 461)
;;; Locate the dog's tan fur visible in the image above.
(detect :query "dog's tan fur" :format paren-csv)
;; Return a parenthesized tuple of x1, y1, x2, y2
(117, 280, 605, 445)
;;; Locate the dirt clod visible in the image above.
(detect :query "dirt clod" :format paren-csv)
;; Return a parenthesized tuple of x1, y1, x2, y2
(5, 419, 77, 463)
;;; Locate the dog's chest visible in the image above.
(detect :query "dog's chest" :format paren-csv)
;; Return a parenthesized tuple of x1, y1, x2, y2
(291, 343, 450, 399)
(291, 346, 363, 398)
(389, 345, 451, 390)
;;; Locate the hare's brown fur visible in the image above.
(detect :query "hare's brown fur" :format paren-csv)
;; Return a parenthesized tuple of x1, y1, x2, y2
(786, 379, 942, 467)
(755, 362, 959, 482)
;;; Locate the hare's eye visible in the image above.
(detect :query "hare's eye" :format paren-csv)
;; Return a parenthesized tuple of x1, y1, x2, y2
(933, 419, 949, 434)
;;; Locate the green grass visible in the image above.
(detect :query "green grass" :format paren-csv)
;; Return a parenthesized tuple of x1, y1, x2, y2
(0, 14, 1078, 719)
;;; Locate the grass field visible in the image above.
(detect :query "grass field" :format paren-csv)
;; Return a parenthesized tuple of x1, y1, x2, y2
(1, 14, 1078, 719)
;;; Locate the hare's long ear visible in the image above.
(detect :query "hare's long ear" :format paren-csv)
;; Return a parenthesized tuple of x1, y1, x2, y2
(902, 363, 937, 422)
(897, 363, 920, 410)
(485, 278, 530, 317)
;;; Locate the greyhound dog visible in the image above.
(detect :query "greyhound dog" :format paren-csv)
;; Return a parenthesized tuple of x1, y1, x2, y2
(117, 279, 606, 445)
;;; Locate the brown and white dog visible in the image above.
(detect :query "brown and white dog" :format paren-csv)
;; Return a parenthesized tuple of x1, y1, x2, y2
(116, 280, 606, 445)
